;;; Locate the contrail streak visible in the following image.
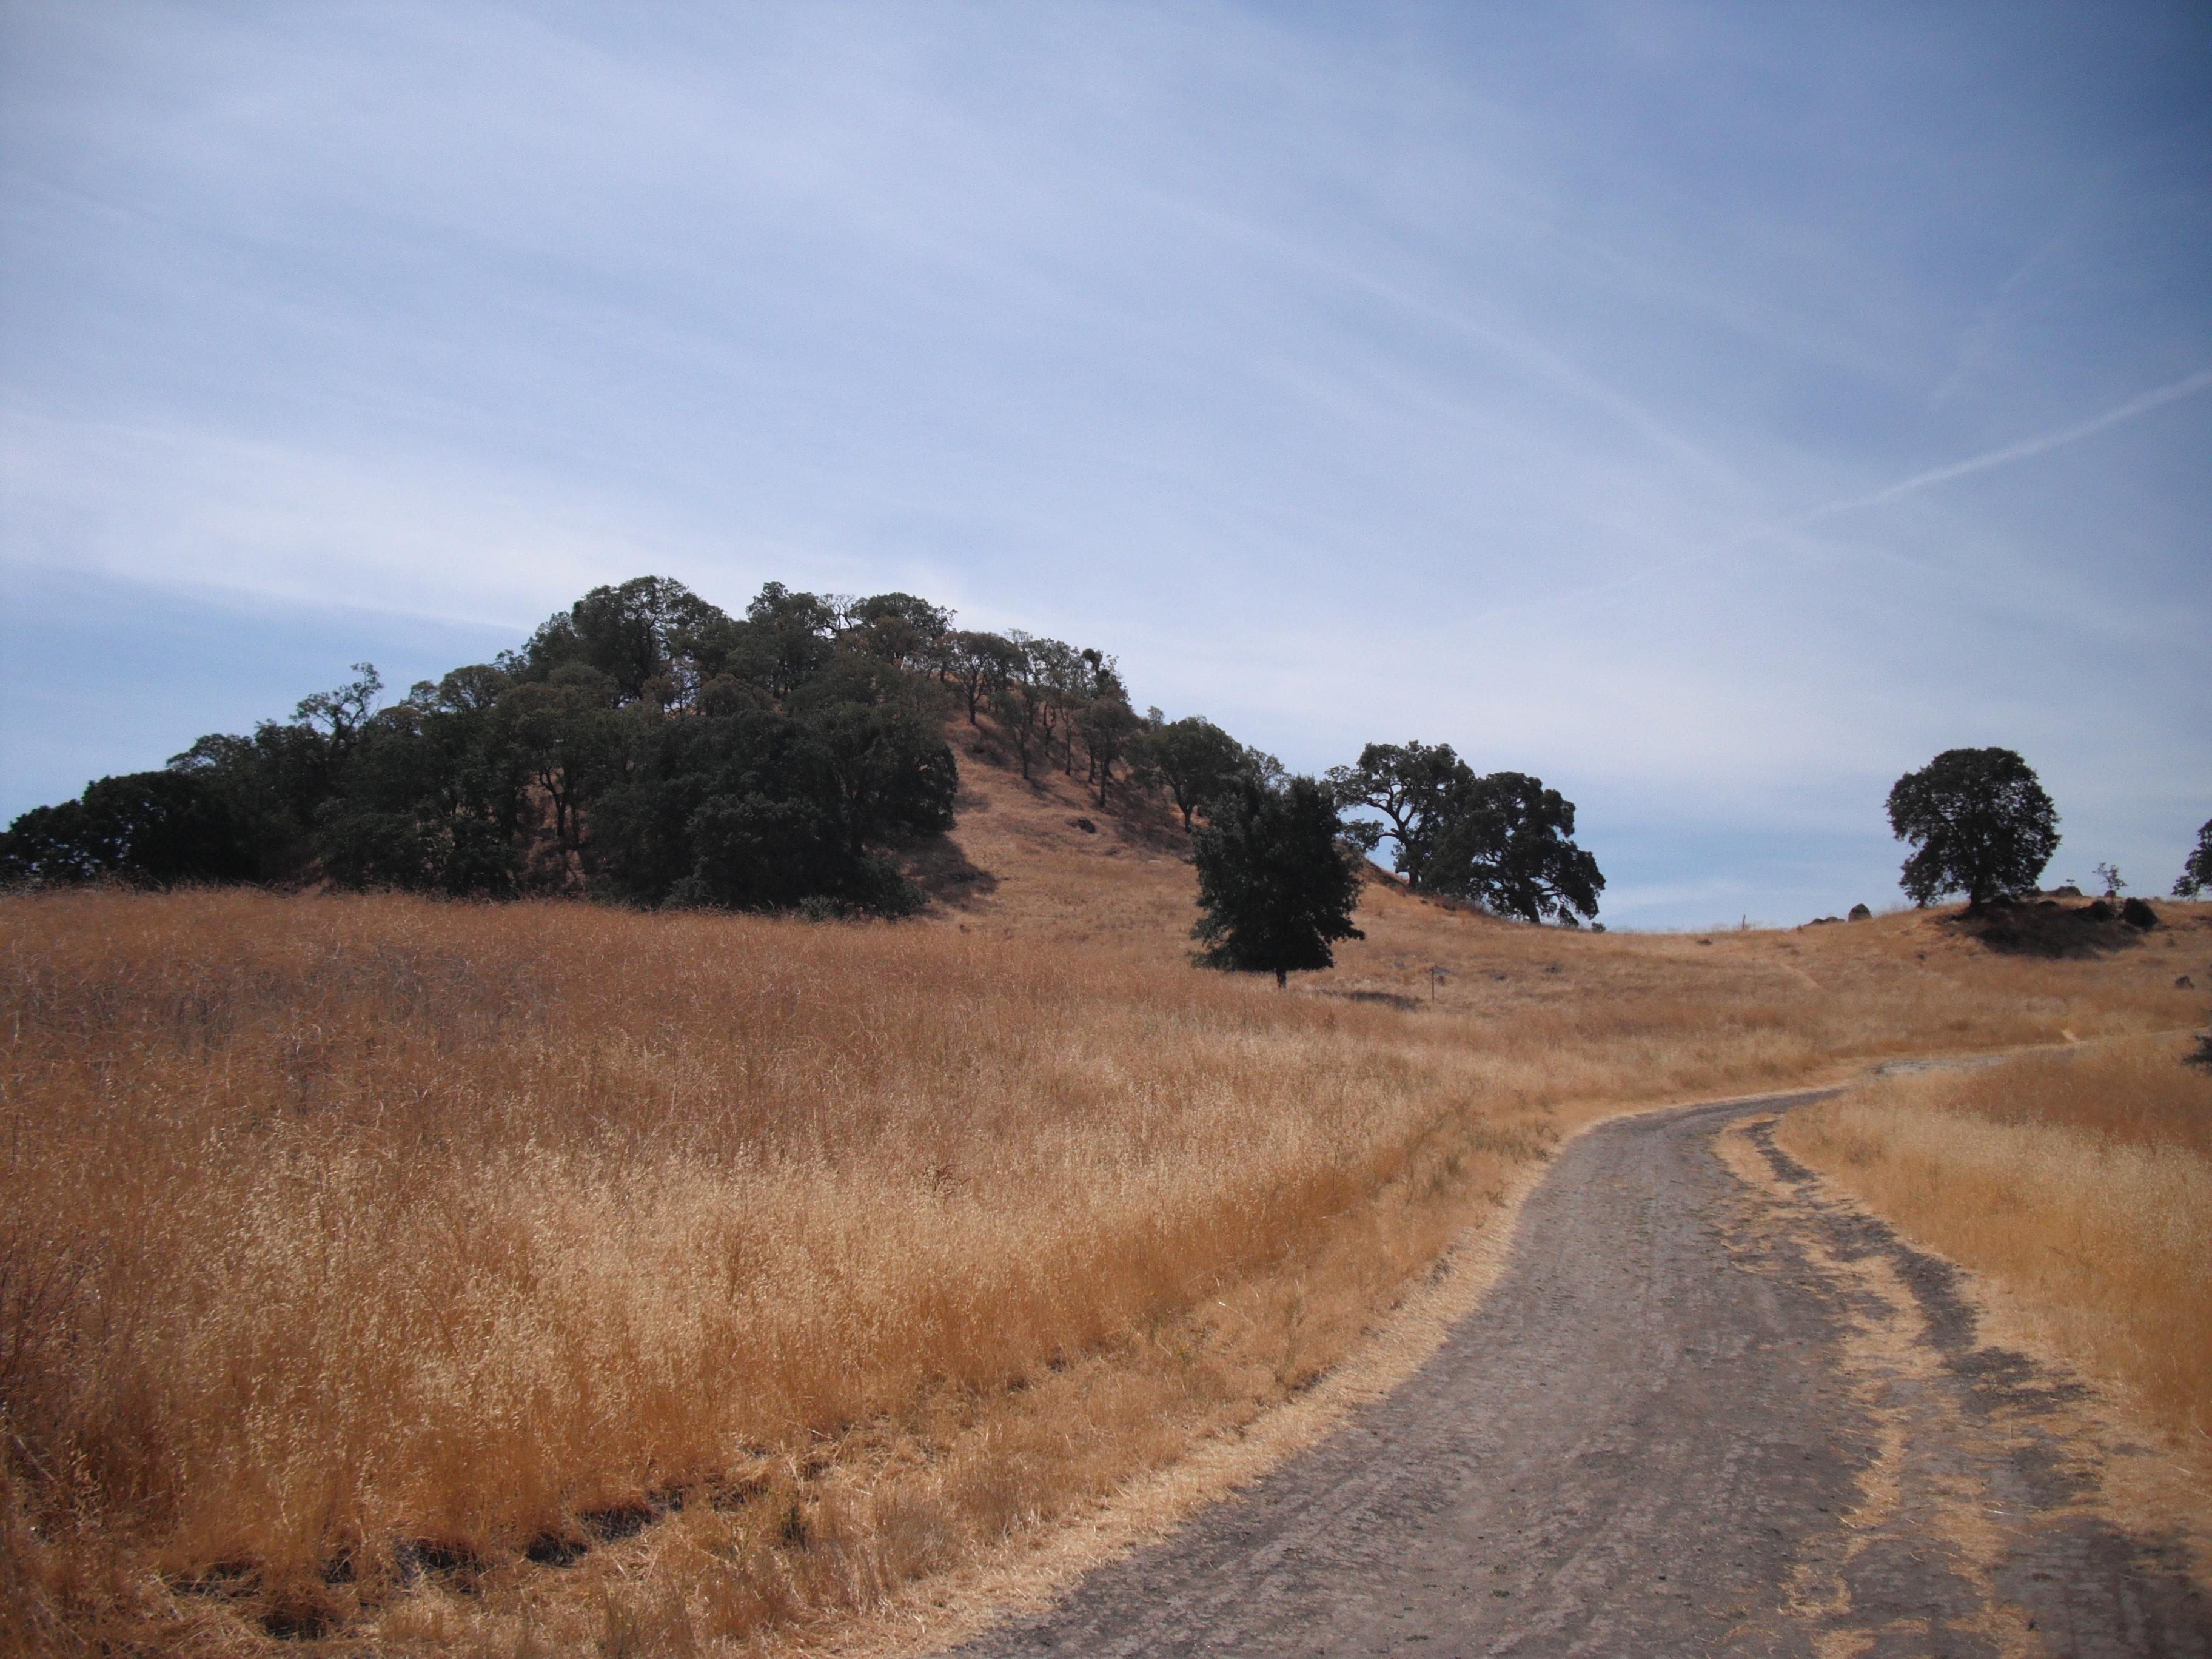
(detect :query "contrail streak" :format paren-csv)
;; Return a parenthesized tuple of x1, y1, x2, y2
(1800, 364, 2212, 523)
(1470, 365, 2212, 623)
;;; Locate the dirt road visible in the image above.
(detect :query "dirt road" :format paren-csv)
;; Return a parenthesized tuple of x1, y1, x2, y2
(953, 1091, 2210, 1657)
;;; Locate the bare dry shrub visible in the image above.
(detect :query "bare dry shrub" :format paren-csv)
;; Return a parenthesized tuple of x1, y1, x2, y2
(1776, 1038, 2212, 1450)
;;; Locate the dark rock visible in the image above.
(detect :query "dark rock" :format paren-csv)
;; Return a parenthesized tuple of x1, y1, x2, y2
(2121, 897, 2159, 930)
(2177, 975, 2196, 990)
(1071, 817, 1096, 834)
(1848, 903, 1872, 921)
(2085, 899, 2116, 922)
(2050, 885, 2082, 897)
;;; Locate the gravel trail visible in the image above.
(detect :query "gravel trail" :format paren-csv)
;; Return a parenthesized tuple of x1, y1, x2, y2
(953, 1090, 2210, 1657)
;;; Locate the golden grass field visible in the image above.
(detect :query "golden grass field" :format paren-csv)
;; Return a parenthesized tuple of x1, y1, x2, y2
(4, 726, 2205, 1655)
(1776, 1034, 2212, 1460)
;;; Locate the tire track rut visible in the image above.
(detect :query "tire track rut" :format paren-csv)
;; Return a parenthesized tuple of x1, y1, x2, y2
(951, 1091, 2210, 1657)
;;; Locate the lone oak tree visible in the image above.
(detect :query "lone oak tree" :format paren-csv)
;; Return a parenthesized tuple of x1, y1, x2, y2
(1329, 742, 1603, 925)
(1191, 775, 1364, 987)
(1325, 740, 1470, 889)
(1426, 771, 1604, 925)
(1886, 747, 2060, 910)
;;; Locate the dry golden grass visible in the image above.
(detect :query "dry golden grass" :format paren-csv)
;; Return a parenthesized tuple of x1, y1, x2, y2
(4, 889, 1538, 1654)
(925, 717, 2204, 1078)
(1775, 1034, 2212, 1461)
(3, 731, 2204, 1655)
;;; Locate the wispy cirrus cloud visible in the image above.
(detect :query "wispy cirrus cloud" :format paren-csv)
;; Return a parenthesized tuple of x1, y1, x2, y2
(1474, 363, 2212, 626)
(3, 1, 2207, 922)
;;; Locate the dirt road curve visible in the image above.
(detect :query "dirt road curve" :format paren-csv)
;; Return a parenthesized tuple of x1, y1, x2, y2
(954, 1091, 2210, 1657)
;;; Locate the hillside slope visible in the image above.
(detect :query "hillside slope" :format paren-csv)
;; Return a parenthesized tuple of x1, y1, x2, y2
(908, 714, 2207, 1071)
(900, 716, 1203, 954)
(4, 733, 2205, 1657)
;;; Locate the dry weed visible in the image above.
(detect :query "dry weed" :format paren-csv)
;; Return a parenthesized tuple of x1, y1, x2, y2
(0, 888, 1543, 1652)
(3, 770, 2203, 1655)
(1775, 1037, 2212, 1453)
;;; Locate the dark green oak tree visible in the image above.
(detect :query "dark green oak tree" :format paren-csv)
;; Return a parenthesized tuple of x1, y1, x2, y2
(1137, 716, 1247, 830)
(1191, 775, 1364, 987)
(1329, 742, 1603, 924)
(1886, 748, 2059, 910)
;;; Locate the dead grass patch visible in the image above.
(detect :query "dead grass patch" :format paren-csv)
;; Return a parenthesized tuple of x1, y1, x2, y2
(1775, 1036, 2212, 1463)
(3, 757, 2204, 1654)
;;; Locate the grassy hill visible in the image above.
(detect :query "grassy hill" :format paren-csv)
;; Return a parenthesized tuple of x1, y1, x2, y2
(919, 711, 2198, 1053)
(3, 719, 2205, 1657)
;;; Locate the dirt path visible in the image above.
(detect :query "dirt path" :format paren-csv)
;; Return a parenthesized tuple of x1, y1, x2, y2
(950, 1090, 2210, 1657)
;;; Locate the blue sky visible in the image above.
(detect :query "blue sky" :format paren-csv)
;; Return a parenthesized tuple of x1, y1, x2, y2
(3, 2, 2207, 927)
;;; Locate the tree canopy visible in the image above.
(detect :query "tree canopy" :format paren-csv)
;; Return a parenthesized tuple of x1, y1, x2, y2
(0, 771, 259, 889)
(1135, 716, 1247, 830)
(2175, 819, 2212, 899)
(1886, 747, 2060, 910)
(1327, 741, 1603, 925)
(1425, 771, 1604, 925)
(3, 577, 959, 915)
(1190, 774, 1365, 986)
(1325, 740, 1470, 890)
(3, 577, 1604, 943)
